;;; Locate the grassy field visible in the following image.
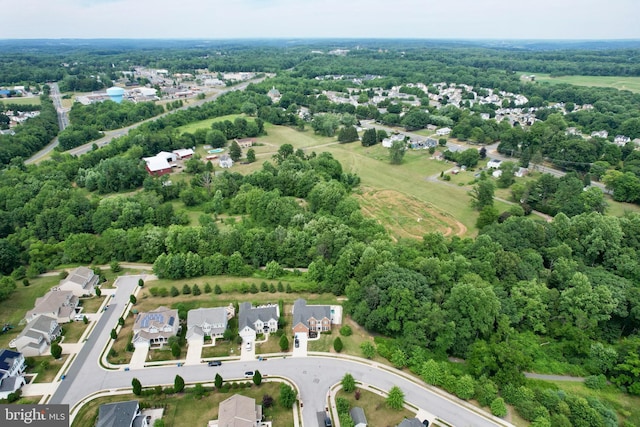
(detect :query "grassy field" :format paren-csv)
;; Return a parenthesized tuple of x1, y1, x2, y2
(30, 355, 68, 383)
(336, 387, 414, 427)
(520, 72, 640, 93)
(177, 114, 242, 134)
(61, 321, 89, 343)
(71, 382, 293, 427)
(1, 96, 41, 106)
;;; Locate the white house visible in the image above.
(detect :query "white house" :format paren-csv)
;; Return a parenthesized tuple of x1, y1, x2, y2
(238, 302, 279, 342)
(487, 159, 503, 169)
(58, 266, 99, 297)
(219, 154, 234, 169)
(186, 305, 234, 344)
(26, 290, 78, 324)
(172, 148, 194, 160)
(13, 315, 61, 357)
(0, 349, 26, 399)
(132, 307, 179, 348)
(436, 127, 451, 136)
(614, 135, 631, 146)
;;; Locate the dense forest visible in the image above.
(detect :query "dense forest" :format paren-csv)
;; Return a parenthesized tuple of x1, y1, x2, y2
(2, 39, 640, 425)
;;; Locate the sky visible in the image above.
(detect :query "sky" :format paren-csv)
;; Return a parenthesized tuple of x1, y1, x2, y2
(3, 0, 639, 40)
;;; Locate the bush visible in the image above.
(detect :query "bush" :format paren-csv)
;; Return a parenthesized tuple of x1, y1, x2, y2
(110, 261, 121, 272)
(174, 375, 185, 393)
(491, 397, 508, 417)
(182, 284, 191, 295)
(339, 325, 352, 336)
(170, 286, 180, 297)
(279, 335, 289, 351)
(132, 378, 142, 395)
(584, 374, 607, 390)
(214, 284, 222, 294)
(204, 283, 212, 293)
(192, 285, 201, 296)
(341, 373, 356, 393)
(333, 337, 343, 352)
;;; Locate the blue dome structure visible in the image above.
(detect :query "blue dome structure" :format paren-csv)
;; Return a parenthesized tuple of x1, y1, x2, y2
(106, 86, 125, 103)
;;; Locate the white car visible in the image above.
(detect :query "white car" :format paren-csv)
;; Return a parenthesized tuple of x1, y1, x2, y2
(245, 341, 252, 350)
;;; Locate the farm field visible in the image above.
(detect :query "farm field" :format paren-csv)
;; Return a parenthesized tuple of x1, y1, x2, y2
(521, 72, 640, 93)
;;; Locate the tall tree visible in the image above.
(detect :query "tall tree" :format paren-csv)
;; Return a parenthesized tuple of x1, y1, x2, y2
(229, 140, 242, 162)
(389, 140, 406, 165)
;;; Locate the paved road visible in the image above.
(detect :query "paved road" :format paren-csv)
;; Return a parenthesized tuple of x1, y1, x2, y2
(26, 77, 266, 164)
(49, 276, 508, 427)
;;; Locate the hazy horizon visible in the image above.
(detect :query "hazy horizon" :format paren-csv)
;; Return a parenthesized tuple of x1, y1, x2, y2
(5, 0, 639, 40)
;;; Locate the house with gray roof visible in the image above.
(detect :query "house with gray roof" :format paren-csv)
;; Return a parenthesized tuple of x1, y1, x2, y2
(0, 349, 26, 399)
(238, 302, 279, 342)
(350, 407, 368, 427)
(397, 418, 424, 427)
(13, 315, 61, 357)
(292, 299, 337, 338)
(186, 305, 234, 344)
(97, 400, 148, 427)
(58, 266, 99, 297)
(26, 290, 78, 324)
(132, 306, 179, 348)
(215, 394, 262, 427)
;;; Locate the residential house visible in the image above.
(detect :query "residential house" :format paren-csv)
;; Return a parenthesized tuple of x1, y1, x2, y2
(487, 159, 502, 169)
(515, 167, 529, 178)
(238, 302, 279, 342)
(397, 418, 424, 427)
(96, 400, 148, 427)
(143, 151, 176, 176)
(186, 305, 235, 344)
(172, 148, 194, 160)
(219, 154, 234, 169)
(291, 299, 337, 338)
(267, 86, 281, 102)
(57, 266, 99, 297)
(215, 394, 262, 427)
(235, 138, 256, 149)
(614, 135, 631, 146)
(13, 315, 61, 357)
(350, 407, 368, 427)
(435, 127, 451, 136)
(591, 130, 609, 139)
(0, 349, 26, 399)
(132, 307, 179, 348)
(26, 290, 78, 324)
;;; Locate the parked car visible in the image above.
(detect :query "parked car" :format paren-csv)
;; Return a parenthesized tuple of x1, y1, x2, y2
(208, 360, 222, 367)
(244, 371, 254, 378)
(324, 415, 332, 427)
(294, 338, 299, 348)
(245, 341, 252, 350)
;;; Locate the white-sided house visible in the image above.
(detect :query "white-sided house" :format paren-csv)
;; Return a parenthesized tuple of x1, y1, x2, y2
(487, 159, 503, 169)
(132, 307, 179, 348)
(13, 315, 61, 357)
(238, 302, 279, 342)
(172, 148, 194, 160)
(215, 394, 262, 427)
(219, 154, 234, 169)
(25, 290, 78, 324)
(436, 127, 451, 136)
(58, 266, 99, 297)
(96, 400, 148, 427)
(0, 349, 27, 399)
(350, 407, 368, 427)
(186, 304, 234, 344)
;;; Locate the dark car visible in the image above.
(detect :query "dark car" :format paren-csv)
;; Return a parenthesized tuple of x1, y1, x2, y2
(324, 415, 332, 427)
(244, 371, 255, 378)
(208, 360, 221, 367)
(294, 338, 300, 348)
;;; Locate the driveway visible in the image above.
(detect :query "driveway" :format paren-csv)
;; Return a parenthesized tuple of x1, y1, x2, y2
(292, 333, 308, 357)
(129, 345, 149, 369)
(185, 340, 203, 365)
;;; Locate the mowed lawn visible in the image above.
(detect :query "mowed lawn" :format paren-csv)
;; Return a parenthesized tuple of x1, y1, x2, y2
(71, 382, 293, 427)
(520, 72, 640, 93)
(1, 96, 41, 106)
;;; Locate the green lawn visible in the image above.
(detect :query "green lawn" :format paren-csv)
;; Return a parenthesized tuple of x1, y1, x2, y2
(71, 382, 293, 427)
(78, 296, 106, 313)
(29, 355, 68, 383)
(336, 387, 414, 427)
(177, 114, 243, 134)
(1, 96, 41, 106)
(61, 321, 89, 343)
(520, 72, 640, 93)
(201, 341, 237, 358)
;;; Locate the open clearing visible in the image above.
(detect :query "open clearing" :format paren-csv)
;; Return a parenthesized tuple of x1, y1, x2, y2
(356, 187, 466, 240)
(521, 72, 640, 93)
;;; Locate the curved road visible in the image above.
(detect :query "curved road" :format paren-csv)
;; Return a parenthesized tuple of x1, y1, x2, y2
(49, 275, 509, 427)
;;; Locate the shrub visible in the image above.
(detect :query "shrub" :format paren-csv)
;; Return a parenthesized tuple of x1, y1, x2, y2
(214, 284, 222, 294)
(491, 397, 508, 417)
(22, 279, 30, 287)
(360, 342, 376, 359)
(262, 394, 274, 408)
(129, 295, 137, 304)
(339, 325, 352, 336)
(132, 378, 142, 395)
(204, 283, 212, 293)
(110, 261, 122, 272)
(192, 285, 201, 296)
(182, 284, 191, 295)
(333, 337, 343, 352)
(170, 286, 180, 297)
(279, 335, 289, 351)
(149, 287, 160, 297)
(584, 374, 607, 390)
(341, 373, 356, 393)
(174, 375, 185, 393)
